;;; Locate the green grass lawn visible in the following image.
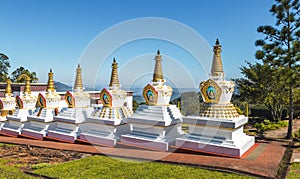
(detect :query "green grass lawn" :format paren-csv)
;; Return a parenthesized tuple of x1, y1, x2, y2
(0, 159, 35, 179)
(32, 155, 254, 179)
(287, 163, 300, 179)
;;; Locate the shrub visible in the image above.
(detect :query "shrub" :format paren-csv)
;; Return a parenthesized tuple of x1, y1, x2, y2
(254, 119, 288, 134)
(292, 129, 300, 138)
(250, 105, 273, 120)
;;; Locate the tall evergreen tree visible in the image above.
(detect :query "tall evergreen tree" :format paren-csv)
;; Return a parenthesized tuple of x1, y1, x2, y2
(255, 0, 300, 139)
(0, 53, 10, 82)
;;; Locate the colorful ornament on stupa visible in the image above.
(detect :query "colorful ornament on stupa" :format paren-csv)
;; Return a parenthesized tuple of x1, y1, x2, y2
(120, 50, 183, 151)
(90, 58, 132, 121)
(47, 64, 93, 143)
(21, 69, 61, 139)
(79, 58, 132, 146)
(199, 39, 239, 118)
(0, 74, 37, 137)
(175, 39, 254, 157)
(0, 80, 16, 122)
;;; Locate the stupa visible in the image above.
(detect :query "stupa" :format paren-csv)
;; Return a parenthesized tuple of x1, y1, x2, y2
(0, 80, 16, 129)
(47, 64, 93, 143)
(78, 58, 133, 147)
(175, 39, 254, 157)
(1, 75, 37, 137)
(120, 50, 184, 151)
(21, 69, 61, 139)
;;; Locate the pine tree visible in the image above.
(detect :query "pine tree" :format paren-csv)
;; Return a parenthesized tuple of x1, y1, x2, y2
(255, 0, 300, 138)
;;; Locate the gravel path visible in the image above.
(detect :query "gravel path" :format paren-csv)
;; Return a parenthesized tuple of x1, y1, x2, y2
(263, 119, 300, 140)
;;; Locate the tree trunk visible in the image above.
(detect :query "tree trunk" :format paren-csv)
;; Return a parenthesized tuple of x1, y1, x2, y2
(286, 8, 294, 139)
(286, 83, 294, 139)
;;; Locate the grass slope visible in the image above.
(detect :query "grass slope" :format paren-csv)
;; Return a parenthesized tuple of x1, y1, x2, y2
(33, 155, 254, 179)
(0, 159, 35, 179)
(287, 163, 300, 179)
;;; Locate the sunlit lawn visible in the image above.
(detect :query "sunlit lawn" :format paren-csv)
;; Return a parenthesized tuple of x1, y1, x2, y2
(287, 162, 300, 179)
(0, 159, 35, 179)
(32, 155, 255, 179)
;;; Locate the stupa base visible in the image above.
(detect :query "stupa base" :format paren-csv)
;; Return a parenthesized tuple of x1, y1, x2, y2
(175, 115, 255, 157)
(175, 133, 254, 157)
(78, 133, 117, 147)
(21, 121, 50, 140)
(47, 120, 79, 143)
(78, 121, 130, 147)
(0, 123, 22, 137)
(120, 132, 172, 151)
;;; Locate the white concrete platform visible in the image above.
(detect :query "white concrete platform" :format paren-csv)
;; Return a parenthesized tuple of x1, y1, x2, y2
(120, 105, 184, 151)
(0, 109, 36, 137)
(47, 108, 92, 143)
(175, 116, 255, 157)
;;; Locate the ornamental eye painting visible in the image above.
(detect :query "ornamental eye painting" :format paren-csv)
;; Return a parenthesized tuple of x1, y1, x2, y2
(147, 90, 154, 103)
(206, 86, 216, 100)
(67, 96, 72, 105)
(39, 97, 44, 106)
(17, 98, 22, 108)
(103, 94, 109, 104)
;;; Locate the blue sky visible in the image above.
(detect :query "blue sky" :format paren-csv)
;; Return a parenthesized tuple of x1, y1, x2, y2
(0, 0, 274, 89)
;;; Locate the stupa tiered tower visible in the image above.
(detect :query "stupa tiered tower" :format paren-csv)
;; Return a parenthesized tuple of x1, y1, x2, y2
(120, 50, 184, 151)
(21, 69, 61, 139)
(175, 40, 254, 157)
(1, 75, 37, 137)
(79, 59, 133, 147)
(0, 80, 16, 127)
(47, 64, 93, 143)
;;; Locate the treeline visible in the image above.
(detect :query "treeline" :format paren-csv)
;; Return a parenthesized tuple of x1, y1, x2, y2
(0, 54, 38, 83)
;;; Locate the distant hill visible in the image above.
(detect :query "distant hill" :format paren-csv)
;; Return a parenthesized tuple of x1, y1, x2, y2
(54, 81, 72, 92)
(54, 82, 97, 92)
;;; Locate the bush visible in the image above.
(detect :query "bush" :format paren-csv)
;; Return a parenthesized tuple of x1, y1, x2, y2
(250, 105, 273, 120)
(292, 129, 300, 138)
(254, 120, 288, 134)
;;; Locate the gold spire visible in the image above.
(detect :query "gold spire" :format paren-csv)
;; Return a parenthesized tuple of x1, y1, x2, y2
(5, 79, 12, 96)
(109, 58, 120, 89)
(153, 50, 164, 82)
(211, 39, 224, 77)
(47, 69, 55, 92)
(18, 74, 31, 94)
(74, 64, 83, 91)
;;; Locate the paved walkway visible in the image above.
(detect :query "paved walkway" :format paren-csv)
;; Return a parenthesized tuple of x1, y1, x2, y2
(263, 119, 300, 165)
(0, 136, 286, 178)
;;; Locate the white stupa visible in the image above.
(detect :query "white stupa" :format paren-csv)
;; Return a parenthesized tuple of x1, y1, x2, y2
(0, 80, 16, 129)
(120, 50, 184, 151)
(21, 69, 61, 139)
(1, 74, 37, 136)
(175, 39, 255, 157)
(78, 58, 133, 147)
(47, 64, 93, 143)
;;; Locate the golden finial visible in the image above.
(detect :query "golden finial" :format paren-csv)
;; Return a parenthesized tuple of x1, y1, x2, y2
(109, 58, 120, 89)
(18, 74, 31, 94)
(153, 50, 164, 82)
(74, 64, 83, 91)
(245, 102, 249, 117)
(177, 101, 181, 111)
(47, 68, 55, 92)
(5, 79, 12, 97)
(211, 39, 224, 77)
